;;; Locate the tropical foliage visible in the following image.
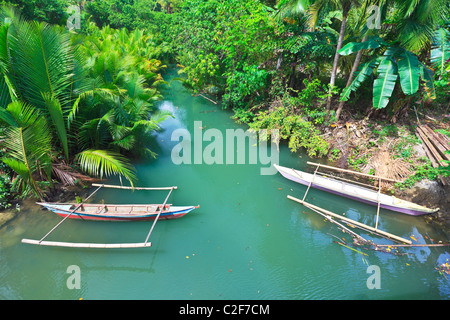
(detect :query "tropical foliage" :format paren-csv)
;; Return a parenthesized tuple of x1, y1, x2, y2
(1, 0, 449, 201)
(0, 7, 168, 199)
(338, 37, 437, 109)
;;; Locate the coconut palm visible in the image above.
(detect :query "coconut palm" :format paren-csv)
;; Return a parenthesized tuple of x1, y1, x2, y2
(305, 0, 362, 112)
(392, 0, 449, 54)
(276, 0, 362, 112)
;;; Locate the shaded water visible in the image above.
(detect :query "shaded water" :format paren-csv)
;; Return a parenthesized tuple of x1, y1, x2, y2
(0, 69, 449, 300)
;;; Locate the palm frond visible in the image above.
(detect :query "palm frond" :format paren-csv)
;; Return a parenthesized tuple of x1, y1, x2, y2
(7, 21, 74, 110)
(76, 149, 137, 187)
(41, 92, 69, 160)
(1, 101, 52, 199)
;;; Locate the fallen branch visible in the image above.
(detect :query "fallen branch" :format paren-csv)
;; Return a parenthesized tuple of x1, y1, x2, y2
(198, 93, 218, 104)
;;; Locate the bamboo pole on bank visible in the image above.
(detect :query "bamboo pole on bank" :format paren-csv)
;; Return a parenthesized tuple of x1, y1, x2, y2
(287, 195, 412, 245)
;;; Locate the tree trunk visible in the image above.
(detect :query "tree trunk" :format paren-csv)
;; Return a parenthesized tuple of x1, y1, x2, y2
(326, 10, 349, 113)
(335, 34, 368, 121)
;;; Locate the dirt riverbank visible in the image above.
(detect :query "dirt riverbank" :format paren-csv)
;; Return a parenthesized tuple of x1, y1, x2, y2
(322, 116, 449, 232)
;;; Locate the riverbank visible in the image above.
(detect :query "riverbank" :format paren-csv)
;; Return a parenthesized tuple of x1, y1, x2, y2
(321, 114, 450, 231)
(1, 99, 448, 232)
(0, 183, 90, 230)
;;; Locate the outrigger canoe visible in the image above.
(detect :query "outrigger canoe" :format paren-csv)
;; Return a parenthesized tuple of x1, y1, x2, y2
(274, 164, 439, 216)
(22, 184, 198, 249)
(37, 202, 199, 221)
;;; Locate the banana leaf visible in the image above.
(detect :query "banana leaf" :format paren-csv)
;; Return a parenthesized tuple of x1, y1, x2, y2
(431, 28, 450, 76)
(396, 49, 420, 96)
(338, 36, 387, 56)
(373, 57, 398, 110)
(340, 56, 381, 101)
(420, 64, 436, 100)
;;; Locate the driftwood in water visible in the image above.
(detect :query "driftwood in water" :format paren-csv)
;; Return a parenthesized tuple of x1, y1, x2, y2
(197, 94, 217, 104)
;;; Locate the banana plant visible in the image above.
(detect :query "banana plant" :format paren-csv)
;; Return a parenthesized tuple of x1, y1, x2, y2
(430, 27, 450, 78)
(338, 36, 435, 109)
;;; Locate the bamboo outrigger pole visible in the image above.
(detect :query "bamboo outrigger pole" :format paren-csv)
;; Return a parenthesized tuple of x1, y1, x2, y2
(144, 187, 175, 245)
(37, 184, 105, 244)
(287, 195, 412, 245)
(300, 163, 320, 202)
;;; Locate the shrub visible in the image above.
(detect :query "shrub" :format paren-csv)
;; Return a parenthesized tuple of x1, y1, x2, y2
(249, 107, 329, 157)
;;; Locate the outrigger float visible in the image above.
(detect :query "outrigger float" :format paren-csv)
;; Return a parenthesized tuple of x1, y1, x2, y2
(21, 184, 199, 249)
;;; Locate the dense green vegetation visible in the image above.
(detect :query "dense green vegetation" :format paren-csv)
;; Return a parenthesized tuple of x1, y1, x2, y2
(0, 0, 449, 203)
(0, 5, 168, 200)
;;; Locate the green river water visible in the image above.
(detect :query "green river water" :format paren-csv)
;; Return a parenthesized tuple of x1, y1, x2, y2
(0, 69, 449, 300)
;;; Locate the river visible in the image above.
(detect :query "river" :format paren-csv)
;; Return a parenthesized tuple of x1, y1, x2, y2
(0, 69, 449, 300)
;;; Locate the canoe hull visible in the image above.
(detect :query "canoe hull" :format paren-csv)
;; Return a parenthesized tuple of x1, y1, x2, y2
(38, 203, 199, 221)
(275, 164, 438, 216)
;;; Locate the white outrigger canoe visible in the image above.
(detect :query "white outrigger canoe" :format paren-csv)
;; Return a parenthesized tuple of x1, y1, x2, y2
(274, 164, 439, 216)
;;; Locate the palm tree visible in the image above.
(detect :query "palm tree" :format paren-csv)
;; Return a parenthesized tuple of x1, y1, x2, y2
(392, 0, 449, 54)
(306, 0, 361, 113)
(0, 17, 74, 160)
(335, 0, 383, 120)
(0, 7, 167, 194)
(276, 0, 362, 113)
(73, 23, 171, 159)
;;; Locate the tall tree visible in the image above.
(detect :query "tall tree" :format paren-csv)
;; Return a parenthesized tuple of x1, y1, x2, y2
(306, 0, 361, 113)
(277, 0, 361, 113)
